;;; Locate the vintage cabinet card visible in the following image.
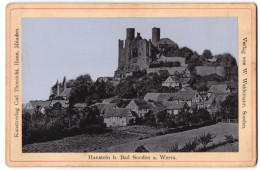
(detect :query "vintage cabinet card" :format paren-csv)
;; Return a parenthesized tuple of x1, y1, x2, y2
(5, 3, 257, 167)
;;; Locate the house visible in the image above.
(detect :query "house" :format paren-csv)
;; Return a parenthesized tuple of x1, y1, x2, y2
(208, 84, 231, 108)
(59, 88, 72, 99)
(104, 108, 135, 127)
(144, 93, 171, 102)
(162, 76, 180, 88)
(164, 102, 189, 115)
(208, 84, 231, 94)
(50, 100, 69, 108)
(170, 90, 204, 109)
(24, 100, 51, 114)
(126, 99, 151, 117)
(100, 103, 117, 114)
(200, 92, 216, 110)
(102, 96, 118, 104)
(148, 101, 165, 115)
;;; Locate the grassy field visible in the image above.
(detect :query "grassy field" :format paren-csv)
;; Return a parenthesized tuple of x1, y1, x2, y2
(100, 123, 238, 152)
(22, 125, 167, 152)
(23, 123, 238, 152)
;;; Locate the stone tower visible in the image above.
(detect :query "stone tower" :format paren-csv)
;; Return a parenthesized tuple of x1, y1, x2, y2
(152, 27, 160, 44)
(118, 39, 125, 69)
(126, 28, 135, 41)
(125, 28, 135, 70)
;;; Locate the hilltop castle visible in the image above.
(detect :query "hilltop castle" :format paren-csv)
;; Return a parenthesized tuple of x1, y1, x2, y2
(115, 27, 189, 78)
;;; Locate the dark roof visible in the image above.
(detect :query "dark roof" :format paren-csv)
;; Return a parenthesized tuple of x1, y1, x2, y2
(149, 101, 165, 108)
(144, 93, 171, 102)
(201, 74, 224, 82)
(101, 103, 117, 113)
(60, 88, 72, 97)
(104, 108, 132, 118)
(29, 100, 51, 108)
(215, 92, 230, 104)
(23, 109, 34, 115)
(165, 102, 187, 110)
(132, 99, 150, 109)
(170, 90, 198, 101)
(91, 103, 106, 111)
(208, 85, 230, 93)
(156, 38, 176, 45)
(226, 81, 238, 89)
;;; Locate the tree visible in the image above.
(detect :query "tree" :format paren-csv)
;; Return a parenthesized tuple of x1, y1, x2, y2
(202, 49, 213, 59)
(179, 46, 194, 62)
(219, 94, 238, 119)
(216, 53, 237, 67)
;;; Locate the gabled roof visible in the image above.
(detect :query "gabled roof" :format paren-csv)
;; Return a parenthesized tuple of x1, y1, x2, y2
(163, 76, 179, 83)
(50, 100, 69, 107)
(162, 101, 178, 107)
(101, 103, 117, 113)
(180, 87, 193, 91)
(226, 81, 238, 89)
(155, 38, 176, 45)
(208, 84, 230, 93)
(60, 88, 72, 97)
(215, 92, 230, 104)
(23, 109, 34, 115)
(29, 100, 51, 109)
(170, 90, 198, 101)
(144, 93, 171, 102)
(91, 103, 107, 111)
(165, 102, 187, 110)
(148, 101, 165, 108)
(132, 99, 150, 109)
(200, 74, 224, 82)
(104, 108, 132, 118)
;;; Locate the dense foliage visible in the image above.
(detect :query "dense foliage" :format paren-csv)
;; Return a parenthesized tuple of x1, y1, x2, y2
(217, 94, 238, 119)
(22, 106, 107, 145)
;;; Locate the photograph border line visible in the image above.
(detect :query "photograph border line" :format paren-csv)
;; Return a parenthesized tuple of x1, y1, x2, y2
(8, 7, 254, 163)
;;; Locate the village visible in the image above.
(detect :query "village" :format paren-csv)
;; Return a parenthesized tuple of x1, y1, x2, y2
(22, 27, 238, 152)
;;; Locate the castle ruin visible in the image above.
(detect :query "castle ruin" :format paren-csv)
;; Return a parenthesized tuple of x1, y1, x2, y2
(115, 27, 186, 78)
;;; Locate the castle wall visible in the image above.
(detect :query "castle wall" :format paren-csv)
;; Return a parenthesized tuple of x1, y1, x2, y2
(158, 56, 187, 66)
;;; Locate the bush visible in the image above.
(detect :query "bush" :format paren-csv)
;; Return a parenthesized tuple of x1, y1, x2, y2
(135, 145, 149, 152)
(224, 134, 234, 143)
(167, 143, 179, 152)
(181, 138, 199, 152)
(198, 132, 216, 148)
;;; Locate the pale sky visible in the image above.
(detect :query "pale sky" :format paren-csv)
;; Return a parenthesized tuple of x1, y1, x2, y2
(22, 17, 238, 103)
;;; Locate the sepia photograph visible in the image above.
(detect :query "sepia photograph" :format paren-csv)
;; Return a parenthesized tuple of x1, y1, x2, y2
(21, 17, 239, 153)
